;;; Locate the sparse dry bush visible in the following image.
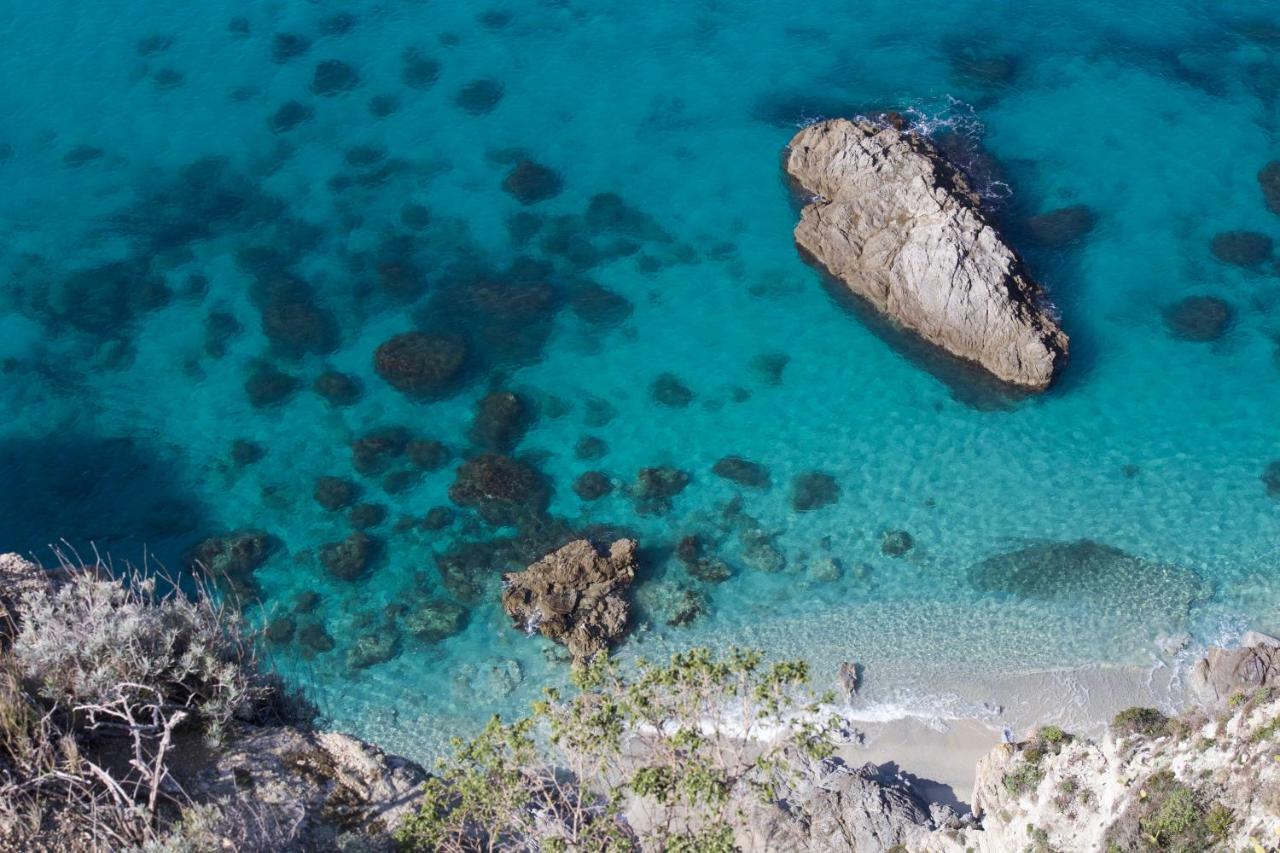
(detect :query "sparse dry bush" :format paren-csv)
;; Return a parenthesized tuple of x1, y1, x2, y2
(0, 549, 304, 851)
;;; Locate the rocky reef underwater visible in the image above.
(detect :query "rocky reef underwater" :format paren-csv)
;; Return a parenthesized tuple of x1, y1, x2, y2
(1, 0, 1280, 769)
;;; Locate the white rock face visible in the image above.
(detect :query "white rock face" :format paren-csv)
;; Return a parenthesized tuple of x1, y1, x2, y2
(786, 118, 1068, 390)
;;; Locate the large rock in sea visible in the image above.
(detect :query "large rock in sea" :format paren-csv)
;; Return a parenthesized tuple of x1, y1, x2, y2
(785, 118, 1068, 390)
(500, 539, 637, 660)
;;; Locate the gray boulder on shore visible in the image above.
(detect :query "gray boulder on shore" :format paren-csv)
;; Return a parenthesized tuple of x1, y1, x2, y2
(785, 117, 1068, 390)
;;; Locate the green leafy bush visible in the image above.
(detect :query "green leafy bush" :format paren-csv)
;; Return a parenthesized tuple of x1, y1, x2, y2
(1111, 707, 1170, 739)
(395, 647, 841, 851)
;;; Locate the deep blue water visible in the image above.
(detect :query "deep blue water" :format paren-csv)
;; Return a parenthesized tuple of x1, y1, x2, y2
(2, 1, 1279, 754)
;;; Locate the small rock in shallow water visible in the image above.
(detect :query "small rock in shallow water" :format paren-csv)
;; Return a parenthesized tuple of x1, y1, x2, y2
(650, 372, 694, 407)
(712, 456, 771, 489)
(265, 616, 296, 644)
(454, 78, 504, 114)
(374, 332, 468, 399)
(401, 48, 440, 89)
(400, 203, 431, 230)
(582, 396, 617, 427)
(632, 466, 691, 515)
(573, 471, 613, 501)
(1026, 204, 1096, 248)
(502, 159, 563, 205)
(406, 439, 451, 471)
(352, 427, 411, 475)
(311, 59, 360, 95)
(271, 33, 311, 63)
(313, 370, 362, 406)
(575, 436, 608, 460)
(314, 476, 359, 511)
(297, 622, 334, 654)
(1164, 296, 1233, 342)
(1260, 161, 1280, 216)
(468, 391, 533, 451)
(346, 628, 400, 669)
(1263, 461, 1280, 498)
(881, 530, 914, 557)
(369, 94, 400, 117)
(1210, 230, 1274, 268)
(740, 530, 785, 573)
(405, 599, 467, 642)
(791, 471, 841, 511)
(348, 502, 387, 530)
(244, 362, 301, 408)
(381, 468, 421, 494)
(320, 532, 380, 581)
(449, 454, 550, 526)
(478, 9, 512, 29)
(230, 439, 266, 467)
(421, 506, 455, 530)
(751, 352, 789, 386)
(268, 101, 315, 133)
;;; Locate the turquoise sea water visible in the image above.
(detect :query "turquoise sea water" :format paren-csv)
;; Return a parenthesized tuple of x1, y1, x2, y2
(2, 0, 1279, 754)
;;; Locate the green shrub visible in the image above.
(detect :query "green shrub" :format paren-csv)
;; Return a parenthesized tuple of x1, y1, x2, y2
(1040, 725, 1069, 746)
(1111, 707, 1170, 739)
(1003, 759, 1044, 797)
(395, 647, 842, 852)
(1103, 770, 1215, 852)
(1205, 803, 1234, 839)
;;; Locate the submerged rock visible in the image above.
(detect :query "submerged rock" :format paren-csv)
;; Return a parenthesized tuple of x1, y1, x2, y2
(1210, 230, 1274, 268)
(455, 78, 504, 114)
(449, 453, 551, 526)
(880, 529, 914, 557)
(791, 471, 841, 512)
(311, 59, 360, 95)
(244, 363, 301, 408)
(1164, 296, 1233, 342)
(313, 476, 359, 511)
(1262, 460, 1280, 498)
(468, 391, 533, 451)
(1026, 204, 1096, 248)
(712, 456, 771, 489)
(501, 539, 638, 660)
(968, 540, 1209, 624)
(404, 598, 467, 642)
(650, 372, 694, 407)
(352, 427, 411, 475)
(502, 159, 563, 205)
(573, 471, 613, 501)
(319, 532, 380, 581)
(313, 370, 363, 406)
(1260, 161, 1280, 216)
(785, 118, 1068, 390)
(374, 332, 468, 399)
(632, 466, 691, 516)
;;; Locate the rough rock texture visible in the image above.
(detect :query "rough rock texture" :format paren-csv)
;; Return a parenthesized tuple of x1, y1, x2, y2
(1190, 630, 1280, 705)
(751, 760, 952, 852)
(0, 553, 48, 645)
(785, 118, 1068, 390)
(174, 725, 427, 851)
(937, 634, 1280, 852)
(500, 539, 637, 660)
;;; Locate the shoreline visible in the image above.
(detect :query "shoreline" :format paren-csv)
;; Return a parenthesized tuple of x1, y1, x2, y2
(833, 657, 1189, 807)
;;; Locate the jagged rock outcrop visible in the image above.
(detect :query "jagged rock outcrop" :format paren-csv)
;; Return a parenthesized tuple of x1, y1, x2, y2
(1190, 630, 1280, 705)
(174, 725, 427, 850)
(500, 538, 637, 660)
(752, 760, 957, 852)
(785, 118, 1068, 390)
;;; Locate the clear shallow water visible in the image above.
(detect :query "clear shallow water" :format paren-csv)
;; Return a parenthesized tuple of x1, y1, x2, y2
(2, 0, 1279, 756)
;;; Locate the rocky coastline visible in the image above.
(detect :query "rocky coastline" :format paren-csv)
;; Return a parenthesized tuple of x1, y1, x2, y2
(785, 117, 1069, 391)
(6, 548, 1280, 850)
